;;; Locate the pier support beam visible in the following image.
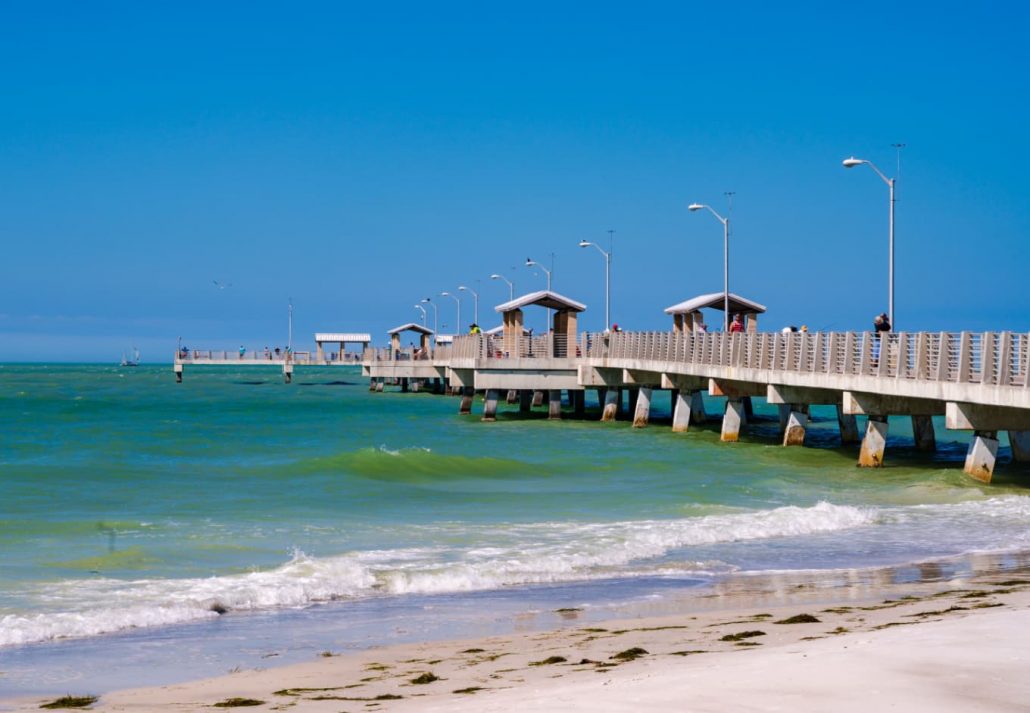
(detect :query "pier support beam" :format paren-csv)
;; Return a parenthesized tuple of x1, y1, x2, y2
(783, 407, 808, 447)
(858, 416, 889, 467)
(174, 364, 183, 383)
(632, 387, 653, 428)
(671, 390, 697, 433)
(601, 388, 619, 422)
(964, 431, 999, 483)
(519, 389, 532, 413)
(912, 415, 936, 452)
(1009, 431, 1030, 462)
(532, 390, 544, 408)
(837, 406, 861, 444)
(721, 398, 746, 442)
(482, 389, 499, 422)
(548, 389, 562, 420)
(459, 387, 474, 415)
(375, 378, 384, 392)
(283, 363, 293, 384)
(690, 391, 706, 424)
(506, 389, 518, 405)
(401, 378, 409, 393)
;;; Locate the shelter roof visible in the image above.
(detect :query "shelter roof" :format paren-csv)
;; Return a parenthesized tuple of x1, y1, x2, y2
(484, 324, 530, 336)
(494, 290, 587, 313)
(664, 292, 767, 315)
(387, 323, 435, 336)
(314, 332, 371, 343)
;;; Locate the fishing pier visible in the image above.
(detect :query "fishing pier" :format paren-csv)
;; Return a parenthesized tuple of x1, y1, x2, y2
(175, 291, 1030, 484)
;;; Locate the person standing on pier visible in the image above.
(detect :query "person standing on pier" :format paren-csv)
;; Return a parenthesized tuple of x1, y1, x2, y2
(730, 314, 745, 333)
(873, 312, 891, 364)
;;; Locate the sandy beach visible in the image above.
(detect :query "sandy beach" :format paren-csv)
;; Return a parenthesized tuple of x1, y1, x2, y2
(10, 564, 1030, 712)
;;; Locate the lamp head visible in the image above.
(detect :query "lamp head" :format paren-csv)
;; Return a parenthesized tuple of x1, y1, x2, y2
(421, 297, 430, 303)
(440, 291, 451, 297)
(578, 240, 591, 248)
(525, 258, 536, 267)
(842, 157, 865, 168)
(688, 203, 704, 212)
(458, 285, 467, 291)
(490, 274, 501, 280)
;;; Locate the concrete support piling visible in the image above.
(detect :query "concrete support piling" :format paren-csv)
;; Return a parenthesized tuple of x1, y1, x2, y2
(548, 389, 562, 420)
(375, 378, 384, 392)
(601, 388, 619, 422)
(459, 387, 474, 415)
(911, 415, 936, 452)
(174, 364, 183, 383)
(859, 416, 889, 467)
(836, 405, 861, 444)
(783, 407, 808, 447)
(632, 387, 653, 428)
(672, 390, 694, 433)
(777, 404, 791, 434)
(1009, 430, 1030, 462)
(532, 390, 544, 408)
(572, 390, 585, 417)
(519, 389, 532, 413)
(690, 391, 706, 424)
(283, 363, 293, 384)
(506, 389, 518, 405)
(400, 378, 409, 393)
(721, 398, 746, 442)
(964, 431, 1000, 483)
(482, 389, 499, 422)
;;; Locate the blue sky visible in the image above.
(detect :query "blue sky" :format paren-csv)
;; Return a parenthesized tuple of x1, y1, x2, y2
(2, 1, 1029, 360)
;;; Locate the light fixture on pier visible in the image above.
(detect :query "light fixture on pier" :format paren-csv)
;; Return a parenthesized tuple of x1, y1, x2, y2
(490, 273, 514, 301)
(577, 238, 612, 332)
(687, 200, 732, 331)
(440, 292, 461, 335)
(525, 258, 551, 290)
(458, 285, 479, 324)
(842, 151, 899, 330)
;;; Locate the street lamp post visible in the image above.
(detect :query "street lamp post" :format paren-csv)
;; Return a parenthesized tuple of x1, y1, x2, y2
(440, 291, 461, 334)
(525, 258, 551, 290)
(413, 303, 427, 326)
(688, 202, 731, 332)
(578, 239, 611, 331)
(843, 155, 897, 329)
(490, 273, 514, 301)
(420, 298, 438, 336)
(458, 285, 479, 324)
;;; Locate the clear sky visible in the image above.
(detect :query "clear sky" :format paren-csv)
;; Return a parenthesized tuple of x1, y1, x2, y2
(2, 1, 1029, 361)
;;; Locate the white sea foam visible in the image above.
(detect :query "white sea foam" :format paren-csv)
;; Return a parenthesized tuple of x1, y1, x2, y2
(4, 497, 1029, 647)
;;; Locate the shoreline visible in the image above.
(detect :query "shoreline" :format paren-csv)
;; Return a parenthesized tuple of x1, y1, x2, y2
(7, 557, 1030, 711)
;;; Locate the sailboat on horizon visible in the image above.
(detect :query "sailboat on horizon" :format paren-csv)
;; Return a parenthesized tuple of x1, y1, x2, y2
(120, 347, 141, 367)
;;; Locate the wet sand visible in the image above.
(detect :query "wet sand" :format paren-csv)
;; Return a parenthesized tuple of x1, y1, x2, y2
(9, 563, 1030, 712)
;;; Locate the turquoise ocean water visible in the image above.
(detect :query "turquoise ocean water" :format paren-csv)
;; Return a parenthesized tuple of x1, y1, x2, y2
(2, 363, 1029, 695)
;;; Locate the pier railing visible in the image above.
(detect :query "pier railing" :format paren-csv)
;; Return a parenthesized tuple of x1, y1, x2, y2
(176, 349, 362, 364)
(448, 331, 1030, 388)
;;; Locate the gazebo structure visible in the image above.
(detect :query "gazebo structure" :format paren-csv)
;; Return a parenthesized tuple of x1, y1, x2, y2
(495, 290, 586, 358)
(664, 292, 766, 333)
(387, 323, 434, 358)
(314, 332, 372, 361)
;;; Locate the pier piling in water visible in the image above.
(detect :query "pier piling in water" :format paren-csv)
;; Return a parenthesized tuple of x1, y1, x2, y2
(483, 389, 499, 421)
(632, 387, 652, 428)
(601, 388, 619, 422)
(459, 387, 474, 415)
(548, 390, 562, 420)
(912, 415, 936, 452)
(964, 431, 999, 483)
(782, 407, 808, 446)
(721, 398, 746, 442)
(859, 416, 889, 467)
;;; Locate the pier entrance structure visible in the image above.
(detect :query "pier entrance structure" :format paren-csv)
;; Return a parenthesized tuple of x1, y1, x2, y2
(665, 292, 766, 333)
(315, 333, 371, 363)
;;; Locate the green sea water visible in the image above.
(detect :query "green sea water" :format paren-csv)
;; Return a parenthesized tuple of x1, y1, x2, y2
(2, 363, 1029, 655)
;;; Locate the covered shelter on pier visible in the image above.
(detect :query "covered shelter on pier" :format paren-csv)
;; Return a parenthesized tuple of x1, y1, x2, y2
(387, 323, 435, 355)
(494, 290, 587, 357)
(314, 332, 372, 361)
(664, 292, 766, 332)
